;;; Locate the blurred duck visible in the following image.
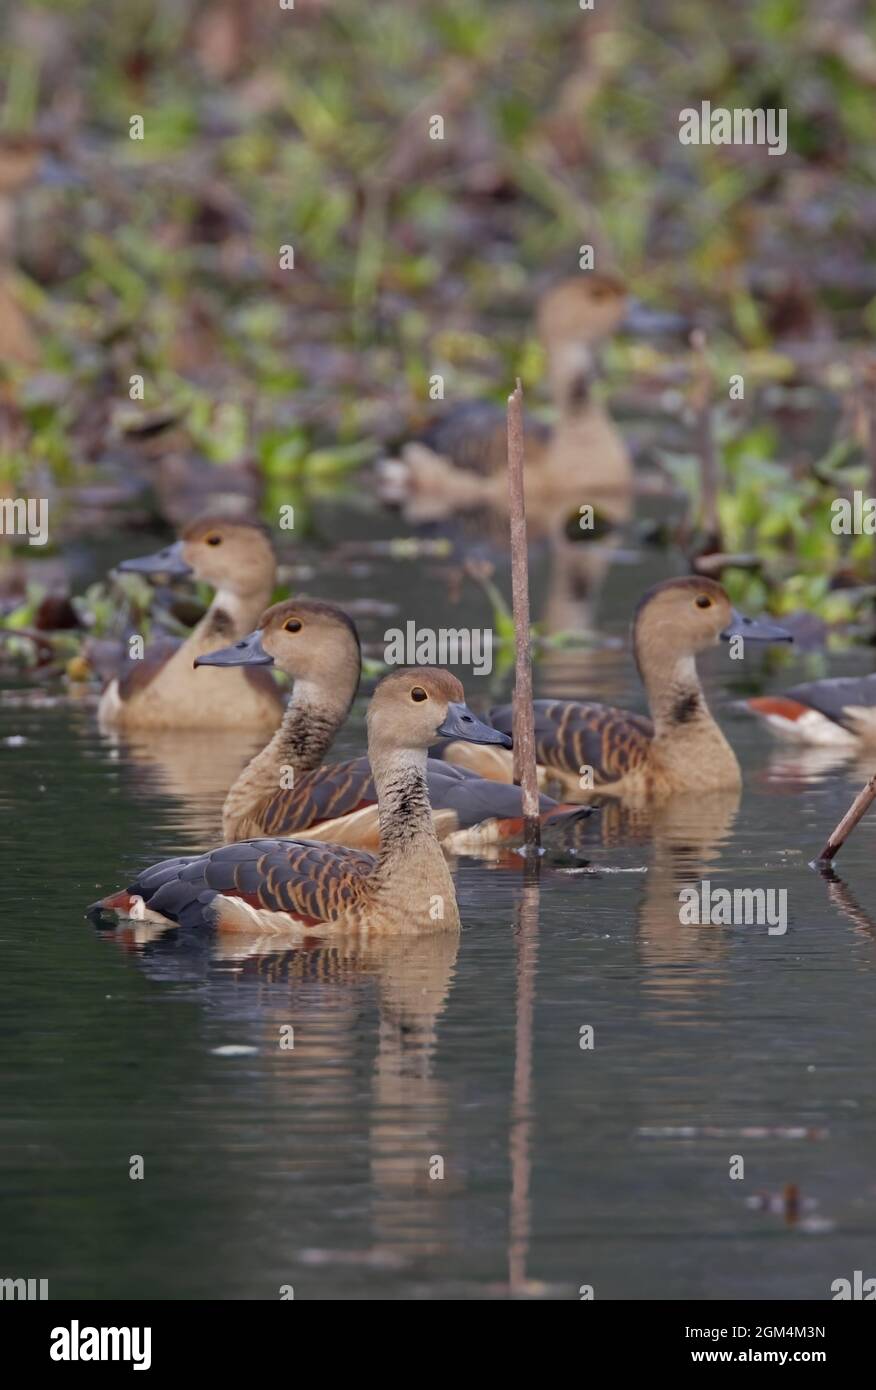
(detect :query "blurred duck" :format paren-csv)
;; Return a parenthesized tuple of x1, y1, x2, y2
(744, 674, 876, 747)
(441, 577, 792, 797)
(378, 274, 633, 525)
(88, 669, 512, 936)
(195, 598, 593, 849)
(98, 516, 283, 731)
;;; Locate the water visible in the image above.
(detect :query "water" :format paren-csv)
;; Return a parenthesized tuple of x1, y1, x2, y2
(2, 527, 876, 1300)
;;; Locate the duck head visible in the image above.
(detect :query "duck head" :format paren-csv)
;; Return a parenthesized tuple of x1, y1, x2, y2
(537, 273, 629, 407)
(195, 598, 361, 699)
(633, 576, 792, 678)
(366, 668, 512, 758)
(117, 516, 276, 599)
(537, 274, 688, 408)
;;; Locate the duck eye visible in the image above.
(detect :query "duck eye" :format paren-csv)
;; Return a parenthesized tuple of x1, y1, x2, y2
(205, 534, 222, 547)
(411, 687, 428, 702)
(695, 595, 712, 609)
(284, 619, 302, 633)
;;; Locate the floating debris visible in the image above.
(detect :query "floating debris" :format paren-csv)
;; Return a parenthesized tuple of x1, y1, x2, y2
(796, 1217, 836, 1234)
(745, 1182, 813, 1218)
(298, 1248, 407, 1270)
(745, 1183, 835, 1233)
(556, 865, 648, 875)
(639, 1125, 828, 1141)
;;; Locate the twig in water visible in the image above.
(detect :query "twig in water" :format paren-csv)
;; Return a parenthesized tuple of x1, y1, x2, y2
(815, 771, 876, 867)
(506, 379, 541, 856)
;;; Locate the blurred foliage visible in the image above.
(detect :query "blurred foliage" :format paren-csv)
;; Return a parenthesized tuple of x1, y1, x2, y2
(0, 0, 875, 636)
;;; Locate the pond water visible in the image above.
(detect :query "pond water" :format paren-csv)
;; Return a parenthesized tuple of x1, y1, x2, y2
(2, 511, 875, 1300)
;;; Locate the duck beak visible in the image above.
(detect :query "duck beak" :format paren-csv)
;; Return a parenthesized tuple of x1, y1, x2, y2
(117, 541, 192, 579)
(194, 629, 273, 668)
(621, 298, 690, 338)
(437, 702, 512, 747)
(720, 610, 793, 643)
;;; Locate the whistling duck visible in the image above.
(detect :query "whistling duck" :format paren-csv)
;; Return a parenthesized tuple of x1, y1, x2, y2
(378, 273, 633, 525)
(97, 516, 283, 731)
(195, 597, 593, 848)
(441, 577, 792, 797)
(744, 674, 876, 747)
(88, 669, 513, 936)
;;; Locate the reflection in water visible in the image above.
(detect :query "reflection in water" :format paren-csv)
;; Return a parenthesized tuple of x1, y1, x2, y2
(508, 874, 539, 1298)
(555, 788, 742, 1014)
(541, 525, 632, 648)
(112, 920, 461, 1263)
(764, 743, 859, 786)
(368, 931, 458, 1257)
(98, 727, 264, 842)
(818, 868, 876, 950)
(8, 604, 876, 1298)
(636, 790, 741, 1013)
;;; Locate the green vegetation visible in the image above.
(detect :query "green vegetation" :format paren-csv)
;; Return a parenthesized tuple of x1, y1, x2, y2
(1, 0, 875, 656)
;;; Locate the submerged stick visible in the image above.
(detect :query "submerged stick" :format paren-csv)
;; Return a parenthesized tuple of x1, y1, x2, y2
(815, 771, 876, 866)
(506, 379, 541, 854)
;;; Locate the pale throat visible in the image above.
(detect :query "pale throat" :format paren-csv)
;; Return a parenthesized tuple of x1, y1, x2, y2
(549, 340, 596, 412)
(187, 586, 268, 652)
(642, 651, 709, 736)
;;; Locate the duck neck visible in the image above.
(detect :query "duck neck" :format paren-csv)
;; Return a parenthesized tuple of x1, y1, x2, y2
(271, 676, 352, 770)
(547, 341, 596, 417)
(222, 676, 352, 838)
(369, 746, 456, 922)
(373, 748, 435, 861)
(192, 582, 274, 653)
(641, 653, 710, 739)
(639, 649, 738, 783)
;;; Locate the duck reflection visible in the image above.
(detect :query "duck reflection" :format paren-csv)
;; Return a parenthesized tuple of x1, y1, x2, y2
(544, 787, 740, 1012)
(98, 727, 264, 843)
(763, 742, 875, 788)
(635, 788, 741, 1008)
(105, 918, 461, 1262)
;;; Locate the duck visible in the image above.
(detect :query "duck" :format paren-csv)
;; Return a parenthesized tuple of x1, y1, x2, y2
(378, 273, 633, 526)
(87, 669, 513, 936)
(97, 516, 284, 731)
(743, 674, 876, 747)
(439, 577, 793, 798)
(194, 597, 594, 849)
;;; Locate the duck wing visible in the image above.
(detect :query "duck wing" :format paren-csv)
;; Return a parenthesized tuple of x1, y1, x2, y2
(247, 754, 588, 842)
(114, 638, 183, 700)
(92, 838, 376, 930)
(254, 756, 377, 836)
(416, 401, 550, 476)
(784, 674, 876, 730)
(423, 761, 585, 828)
(489, 698, 653, 784)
